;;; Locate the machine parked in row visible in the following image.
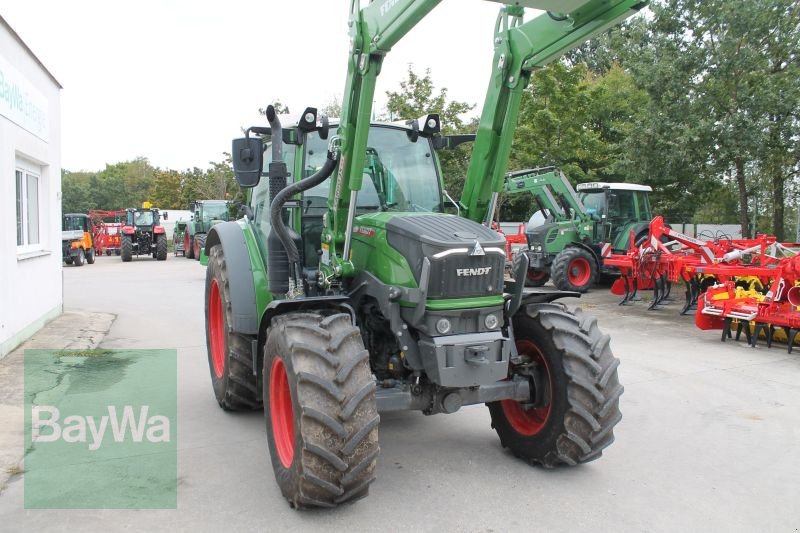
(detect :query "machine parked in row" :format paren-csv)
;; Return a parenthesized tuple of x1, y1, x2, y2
(121, 206, 167, 262)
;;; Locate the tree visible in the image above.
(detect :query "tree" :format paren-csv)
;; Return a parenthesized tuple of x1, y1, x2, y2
(385, 66, 476, 198)
(611, 0, 800, 237)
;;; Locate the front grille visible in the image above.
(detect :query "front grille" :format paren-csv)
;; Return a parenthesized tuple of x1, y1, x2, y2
(427, 253, 505, 299)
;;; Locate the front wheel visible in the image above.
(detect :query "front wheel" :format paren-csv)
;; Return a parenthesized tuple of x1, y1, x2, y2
(86, 247, 95, 264)
(264, 312, 380, 509)
(487, 303, 623, 467)
(73, 249, 85, 266)
(525, 269, 550, 287)
(551, 247, 597, 292)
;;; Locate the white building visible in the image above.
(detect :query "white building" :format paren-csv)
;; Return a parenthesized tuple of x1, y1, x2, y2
(0, 16, 62, 358)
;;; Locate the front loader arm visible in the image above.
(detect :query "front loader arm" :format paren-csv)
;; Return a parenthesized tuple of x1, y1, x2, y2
(460, 0, 647, 224)
(323, 0, 443, 279)
(504, 168, 588, 221)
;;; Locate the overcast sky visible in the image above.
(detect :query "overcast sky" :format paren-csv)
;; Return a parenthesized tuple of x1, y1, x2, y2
(0, 0, 525, 172)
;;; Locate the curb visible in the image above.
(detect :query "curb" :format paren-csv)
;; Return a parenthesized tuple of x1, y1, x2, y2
(0, 310, 115, 495)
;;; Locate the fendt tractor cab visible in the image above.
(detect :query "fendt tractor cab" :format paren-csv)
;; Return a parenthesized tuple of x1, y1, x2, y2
(505, 168, 653, 291)
(62, 213, 95, 267)
(204, 0, 645, 509)
(120, 205, 167, 262)
(185, 200, 231, 260)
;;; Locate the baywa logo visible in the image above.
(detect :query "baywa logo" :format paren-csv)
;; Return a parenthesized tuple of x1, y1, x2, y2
(456, 266, 492, 277)
(32, 405, 171, 451)
(24, 349, 177, 509)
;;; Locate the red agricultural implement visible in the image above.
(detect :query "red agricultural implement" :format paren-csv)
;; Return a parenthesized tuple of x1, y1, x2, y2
(697, 254, 800, 353)
(90, 209, 127, 256)
(604, 216, 798, 313)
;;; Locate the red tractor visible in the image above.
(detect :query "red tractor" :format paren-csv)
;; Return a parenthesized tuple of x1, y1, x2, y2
(120, 207, 168, 262)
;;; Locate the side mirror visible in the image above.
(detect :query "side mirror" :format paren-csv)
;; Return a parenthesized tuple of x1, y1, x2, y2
(232, 137, 263, 188)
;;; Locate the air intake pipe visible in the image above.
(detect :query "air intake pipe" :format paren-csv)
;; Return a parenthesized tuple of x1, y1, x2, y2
(266, 105, 338, 297)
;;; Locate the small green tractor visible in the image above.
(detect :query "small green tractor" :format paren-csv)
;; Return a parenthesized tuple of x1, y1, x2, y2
(204, 0, 644, 509)
(504, 167, 653, 292)
(120, 207, 168, 262)
(173, 220, 188, 256)
(184, 200, 231, 260)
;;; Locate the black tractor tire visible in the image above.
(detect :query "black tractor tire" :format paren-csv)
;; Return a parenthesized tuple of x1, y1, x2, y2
(551, 247, 597, 293)
(205, 244, 262, 410)
(264, 312, 380, 509)
(525, 269, 550, 287)
(121, 235, 133, 262)
(488, 303, 623, 467)
(64, 257, 73, 265)
(195, 233, 206, 261)
(73, 249, 85, 267)
(86, 247, 95, 264)
(186, 233, 195, 259)
(156, 234, 168, 260)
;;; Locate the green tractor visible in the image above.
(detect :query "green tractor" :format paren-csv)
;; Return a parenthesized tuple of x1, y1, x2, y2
(173, 220, 188, 256)
(120, 207, 168, 262)
(204, 0, 644, 509)
(185, 200, 231, 260)
(504, 168, 653, 292)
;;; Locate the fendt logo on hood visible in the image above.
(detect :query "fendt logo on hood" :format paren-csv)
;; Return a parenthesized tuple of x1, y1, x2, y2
(456, 266, 492, 277)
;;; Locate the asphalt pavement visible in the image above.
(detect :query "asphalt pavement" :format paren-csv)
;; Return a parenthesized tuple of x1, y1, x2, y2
(1, 254, 798, 531)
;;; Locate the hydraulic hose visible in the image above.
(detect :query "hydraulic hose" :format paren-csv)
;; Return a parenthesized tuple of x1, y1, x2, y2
(270, 155, 338, 264)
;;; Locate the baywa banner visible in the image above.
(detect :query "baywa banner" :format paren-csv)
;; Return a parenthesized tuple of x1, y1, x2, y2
(24, 349, 177, 509)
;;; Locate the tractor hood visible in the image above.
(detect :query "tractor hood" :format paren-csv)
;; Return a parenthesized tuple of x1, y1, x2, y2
(383, 214, 506, 299)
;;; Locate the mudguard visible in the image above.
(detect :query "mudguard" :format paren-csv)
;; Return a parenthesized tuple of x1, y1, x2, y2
(205, 221, 259, 335)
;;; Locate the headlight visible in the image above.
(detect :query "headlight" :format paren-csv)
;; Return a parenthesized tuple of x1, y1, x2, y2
(435, 318, 451, 335)
(484, 314, 499, 329)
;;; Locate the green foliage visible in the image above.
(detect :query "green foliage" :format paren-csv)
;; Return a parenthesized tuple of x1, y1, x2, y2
(61, 156, 237, 214)
(385, 66, 476, 199)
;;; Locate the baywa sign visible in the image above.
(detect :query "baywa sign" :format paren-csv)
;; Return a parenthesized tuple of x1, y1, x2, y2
(32, 405, 171, 451)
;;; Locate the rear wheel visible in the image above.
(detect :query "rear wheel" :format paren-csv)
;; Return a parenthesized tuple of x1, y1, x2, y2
(156, 234, 167, 260)
(121, 234, 133, 262)
(195, 233, 206, 261)
(551, 247, 597, 292)
(186, 233, 195, 259)
(487, 303, 623, 467)
(264, 312, 379, 509)
(205, 244, 262, 410)
(86, 247, 95, 264)
(64, 257, 73, 265)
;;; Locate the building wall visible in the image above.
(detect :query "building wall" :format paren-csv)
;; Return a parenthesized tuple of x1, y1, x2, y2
(0, 23, 62, 358)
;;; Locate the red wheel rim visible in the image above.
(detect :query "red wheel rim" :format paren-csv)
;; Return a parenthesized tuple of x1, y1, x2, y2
(185, 233, 189, 254)
(527, 270, 547, 283)
(501, 339, 552, 436)
(195, 240, 200, 258)
(209, 278, 225, 378)
(270, 357, 295, 468)
(568, 257, 592, 287)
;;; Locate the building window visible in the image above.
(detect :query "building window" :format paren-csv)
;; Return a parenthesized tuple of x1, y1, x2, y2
(16, 165, 42, 250)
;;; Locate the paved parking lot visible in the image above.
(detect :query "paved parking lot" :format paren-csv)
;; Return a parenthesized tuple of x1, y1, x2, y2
(1, 255, 799, 531)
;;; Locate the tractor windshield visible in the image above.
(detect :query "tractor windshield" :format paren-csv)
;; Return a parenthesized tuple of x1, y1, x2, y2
(203, 203, 230, 222)
(579, 190, 652, 222)
(303, 126, 442, 214)
(63, 216, 85, 231)
(134, 211, 155, 226)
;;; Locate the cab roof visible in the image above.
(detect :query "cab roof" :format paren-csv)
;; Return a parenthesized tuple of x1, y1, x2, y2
(577, 182, 652, 192)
